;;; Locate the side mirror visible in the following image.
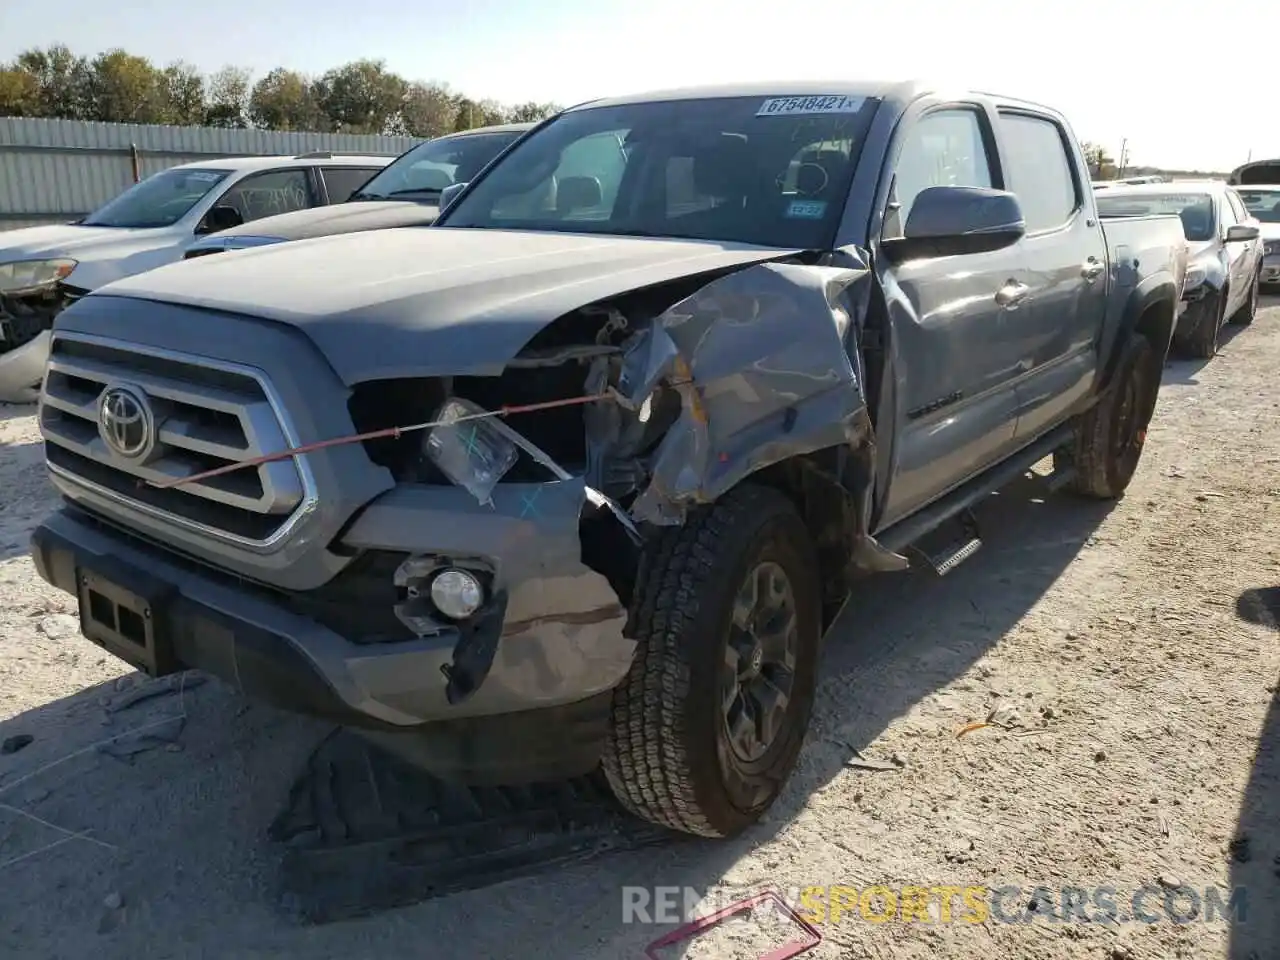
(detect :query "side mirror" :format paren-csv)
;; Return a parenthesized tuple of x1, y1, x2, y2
(1224, 223, 1259, 243)
(195, 205, 244, 235)
(881, 186, 1026, 262)
(439, 181, 468, 212)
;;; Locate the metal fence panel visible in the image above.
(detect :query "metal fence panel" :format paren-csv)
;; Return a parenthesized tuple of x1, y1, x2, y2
(0, 116, 418, 229)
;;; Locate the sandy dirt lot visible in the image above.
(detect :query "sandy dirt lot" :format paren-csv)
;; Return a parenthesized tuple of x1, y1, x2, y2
(1, 304, 1277, 960)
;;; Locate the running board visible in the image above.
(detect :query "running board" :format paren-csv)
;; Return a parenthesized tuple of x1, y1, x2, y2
(877, 424, 1074, 557)
(270, 730, 676, 923)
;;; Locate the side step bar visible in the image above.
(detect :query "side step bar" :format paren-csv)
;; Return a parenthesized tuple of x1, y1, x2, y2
(877, 424, 1074, 559)
(918, 507, 983, 576)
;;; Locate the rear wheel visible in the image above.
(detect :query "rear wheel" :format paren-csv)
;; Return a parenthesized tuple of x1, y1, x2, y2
(603, 484, 821, 838)
(1228, 268, 1259, 326)
(1058, 333, 1155, 500)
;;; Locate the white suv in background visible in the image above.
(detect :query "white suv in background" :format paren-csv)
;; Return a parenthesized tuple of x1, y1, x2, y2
(0, 152, 393, 401)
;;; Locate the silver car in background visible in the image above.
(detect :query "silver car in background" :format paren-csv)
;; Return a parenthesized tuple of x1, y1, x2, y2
(1095, 181, 1263, 357)
(1236, 184, 1280, 287)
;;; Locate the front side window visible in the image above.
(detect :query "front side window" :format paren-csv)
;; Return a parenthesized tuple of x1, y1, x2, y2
(357, 131, 524, 202)
(440, 95, 880, 249)
(82, 168, 229, 228)
(1095, 191, 1216, 242)
(1217, 192, 1236, 233)
(218, 169, 313, 223)
(998, 112, 1079, 232)
(1237, 188, 1280, 223)
(891, 108, 994, 226)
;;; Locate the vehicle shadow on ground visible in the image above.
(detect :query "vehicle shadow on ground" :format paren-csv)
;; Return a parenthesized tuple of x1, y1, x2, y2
(1229, 585, 1278, 960)
(0, 472, 1115, 960)
(1161, 323, 1250, 386)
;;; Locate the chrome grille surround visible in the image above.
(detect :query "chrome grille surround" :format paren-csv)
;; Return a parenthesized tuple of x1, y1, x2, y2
(39, 331, 319, 552)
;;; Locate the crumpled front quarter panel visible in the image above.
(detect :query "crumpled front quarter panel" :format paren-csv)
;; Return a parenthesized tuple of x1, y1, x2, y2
(623, 260, 874, 524)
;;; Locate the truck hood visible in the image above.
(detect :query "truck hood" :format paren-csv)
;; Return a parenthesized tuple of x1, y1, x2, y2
(196, 200, 439, 245)
(89, 228, 803, 384)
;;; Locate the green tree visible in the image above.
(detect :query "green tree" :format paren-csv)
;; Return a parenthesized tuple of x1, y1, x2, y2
(508, 101, 561, 123)
(397, 82, 457, 138)
(14, 45, 92, 118)
(0, 67, 40, 117)
(1081, 141, 1116, 180)
(317, 59, 407, 133)
(160, 61, 206, 125)
(205, 65, 251, 128)
(85, 49, 165, 123)
(249, 68, 324, 131)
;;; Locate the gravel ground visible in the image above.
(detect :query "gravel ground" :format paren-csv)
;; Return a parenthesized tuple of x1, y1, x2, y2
(1, 302, 1277, 960)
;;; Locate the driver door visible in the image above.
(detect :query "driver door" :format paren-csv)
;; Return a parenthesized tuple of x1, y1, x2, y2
(876, 104, 1029, 528)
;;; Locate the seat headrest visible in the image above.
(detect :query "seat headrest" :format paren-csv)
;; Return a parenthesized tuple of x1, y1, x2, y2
(692, 134, 752, 199)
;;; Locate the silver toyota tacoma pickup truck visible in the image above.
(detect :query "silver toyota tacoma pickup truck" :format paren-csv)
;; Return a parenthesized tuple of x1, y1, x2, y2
(30, 81, 1187, 840)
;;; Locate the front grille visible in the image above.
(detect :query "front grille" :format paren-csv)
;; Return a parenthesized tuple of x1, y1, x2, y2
(40, 332, 312, 547)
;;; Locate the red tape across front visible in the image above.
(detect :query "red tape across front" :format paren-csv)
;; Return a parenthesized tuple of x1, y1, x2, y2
(142, 392, 611, 492)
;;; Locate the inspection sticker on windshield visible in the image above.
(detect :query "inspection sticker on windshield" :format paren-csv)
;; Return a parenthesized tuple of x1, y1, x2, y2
(786, 199, 828, 219)
(756, 95, 864, 117)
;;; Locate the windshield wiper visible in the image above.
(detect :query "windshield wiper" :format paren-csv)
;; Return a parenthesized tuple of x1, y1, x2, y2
(348, 191, 386, 201)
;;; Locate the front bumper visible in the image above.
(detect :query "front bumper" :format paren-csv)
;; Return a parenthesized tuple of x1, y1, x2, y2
(1175, 285, 1218, 341)
(31, 496, 637, 781)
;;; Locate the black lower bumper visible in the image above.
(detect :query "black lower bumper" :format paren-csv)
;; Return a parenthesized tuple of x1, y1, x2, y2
(30, 508, 622, 783)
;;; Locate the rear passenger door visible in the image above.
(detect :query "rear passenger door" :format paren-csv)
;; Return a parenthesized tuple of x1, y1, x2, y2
(320, 166, 381, 204)
(996, 110, 1108, 443)
(876, 104, 1030, 527)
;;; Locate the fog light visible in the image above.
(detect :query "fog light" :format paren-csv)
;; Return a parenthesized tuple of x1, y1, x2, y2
(430, 568, 483, 619)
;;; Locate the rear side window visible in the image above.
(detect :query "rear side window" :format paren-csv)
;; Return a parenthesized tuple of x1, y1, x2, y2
(997, 112, 1079, 232)
(322, 166, 379, 203)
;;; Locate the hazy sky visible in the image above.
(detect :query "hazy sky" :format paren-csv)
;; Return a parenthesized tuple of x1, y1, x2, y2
(1, 0, 1273, 172)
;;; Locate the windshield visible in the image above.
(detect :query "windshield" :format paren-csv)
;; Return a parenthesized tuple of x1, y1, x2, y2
(1095, 191, 1216, 242)
(1237, 189, 1280, 223)
(356, 131, 524, 200)
(438, 95, 880, 248)
(82, 168, 230, 228)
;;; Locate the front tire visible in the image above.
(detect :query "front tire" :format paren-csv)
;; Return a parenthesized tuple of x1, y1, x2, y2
(603, 484, 821, 838)
(1177, 288, 1225, 359)
(1058, 333, 1156, 500)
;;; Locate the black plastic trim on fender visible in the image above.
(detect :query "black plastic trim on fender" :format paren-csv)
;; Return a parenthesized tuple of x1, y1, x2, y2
(1099, 275, 1178, 397)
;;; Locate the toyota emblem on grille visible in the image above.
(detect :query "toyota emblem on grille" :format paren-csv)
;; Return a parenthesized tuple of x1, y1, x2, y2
(97, 384, 155, 460)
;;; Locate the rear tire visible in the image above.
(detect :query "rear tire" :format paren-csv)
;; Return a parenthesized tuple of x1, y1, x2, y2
(1059, 333, 1155, 500)
(1228, 268, 1259, 326)
(603, 484, 822, 838)
(1177, 288, 1225, 359)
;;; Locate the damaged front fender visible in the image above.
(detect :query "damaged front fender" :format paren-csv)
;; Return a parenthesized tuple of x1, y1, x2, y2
(608, 260, 870, 520)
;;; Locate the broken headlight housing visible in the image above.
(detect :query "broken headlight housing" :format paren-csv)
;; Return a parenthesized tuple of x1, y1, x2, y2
(0, 258, 77, 296)
(422, 397, 518, 505)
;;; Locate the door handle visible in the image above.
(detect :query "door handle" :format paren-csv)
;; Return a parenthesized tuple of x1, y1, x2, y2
(995, 280, 1030, 309)
(1082, 257, 1105, 282)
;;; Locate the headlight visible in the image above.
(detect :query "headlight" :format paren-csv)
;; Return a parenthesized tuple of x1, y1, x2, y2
(1182, 264, 1206, 291)
(0, 258, 77, 295)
